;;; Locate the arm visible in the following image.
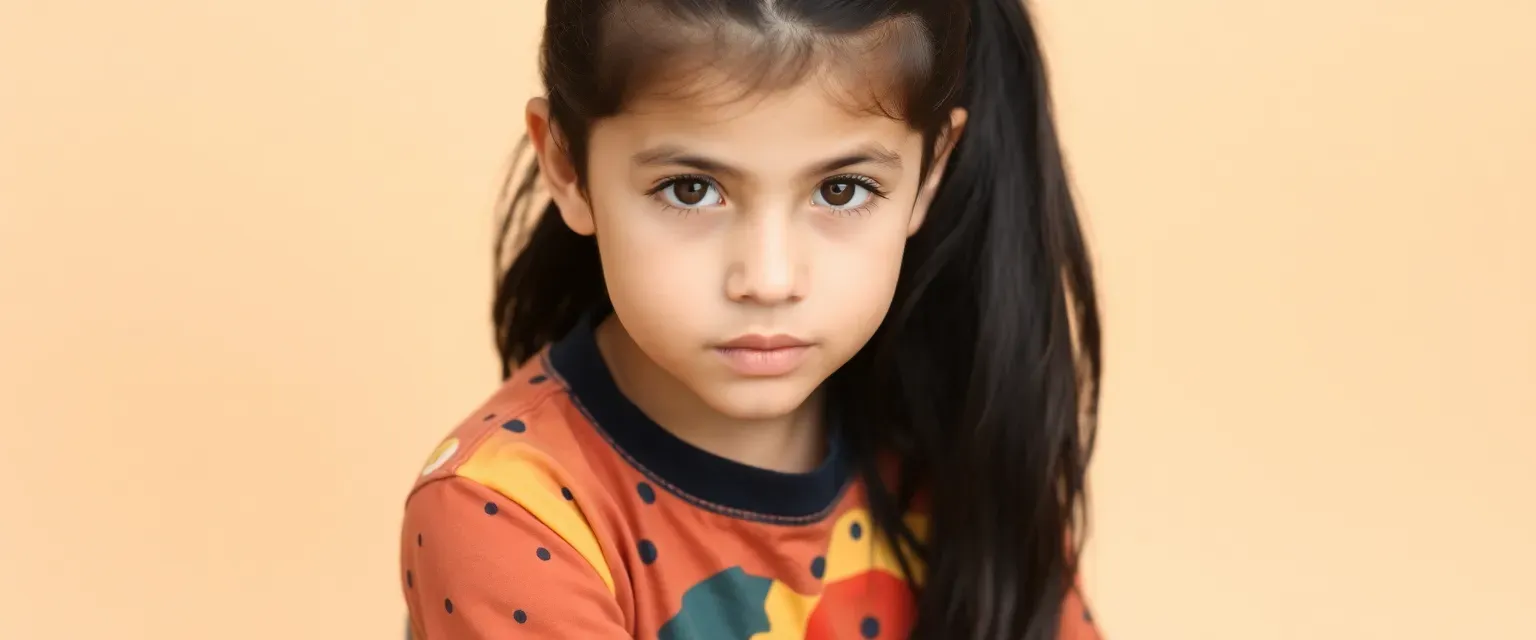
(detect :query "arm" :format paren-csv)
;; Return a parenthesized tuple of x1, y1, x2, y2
(400, 477, 630, 639)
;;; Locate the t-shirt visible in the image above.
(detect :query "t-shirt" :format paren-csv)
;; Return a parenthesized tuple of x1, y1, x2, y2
(399, 315, 1103, 639)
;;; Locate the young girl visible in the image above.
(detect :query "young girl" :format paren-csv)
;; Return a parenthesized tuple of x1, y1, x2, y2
(400, 0, 1102, 638)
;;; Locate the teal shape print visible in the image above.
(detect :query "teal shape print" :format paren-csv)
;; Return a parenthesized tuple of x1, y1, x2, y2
(657, 566, 774, 640)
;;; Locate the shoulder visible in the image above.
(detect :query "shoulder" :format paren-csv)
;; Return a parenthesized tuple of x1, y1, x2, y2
(401, 356, 635, 622)
(405, 355, 622, 578)
(410, 356, 589, 499)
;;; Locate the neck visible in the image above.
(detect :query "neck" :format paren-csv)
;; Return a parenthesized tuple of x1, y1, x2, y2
(594, 315, 827, 474)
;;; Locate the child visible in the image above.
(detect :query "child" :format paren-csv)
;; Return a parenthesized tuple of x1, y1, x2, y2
(400, 0, 1103, 638)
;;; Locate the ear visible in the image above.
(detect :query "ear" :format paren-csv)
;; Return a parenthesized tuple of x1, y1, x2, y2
(908, 107, 969, 236)
(526, 97, 595, 236)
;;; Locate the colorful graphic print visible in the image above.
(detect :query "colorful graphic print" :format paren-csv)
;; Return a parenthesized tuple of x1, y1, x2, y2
(657, 509, 926, 639)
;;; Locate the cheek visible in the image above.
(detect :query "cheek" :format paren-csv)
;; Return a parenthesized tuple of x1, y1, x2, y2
(601, 240, 707, 322)
(812, 220, 907, 342)
(587, 186, 716, 343)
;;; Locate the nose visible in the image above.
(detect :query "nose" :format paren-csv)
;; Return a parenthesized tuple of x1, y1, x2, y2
(725, 212, 804, 306)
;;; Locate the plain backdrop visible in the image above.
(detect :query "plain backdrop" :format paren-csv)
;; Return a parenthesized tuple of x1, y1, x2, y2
(2, 1, 1533, 638)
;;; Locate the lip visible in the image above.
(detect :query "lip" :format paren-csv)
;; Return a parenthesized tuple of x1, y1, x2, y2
(713, 334, 814, 377)
(716, 334, 813, 350)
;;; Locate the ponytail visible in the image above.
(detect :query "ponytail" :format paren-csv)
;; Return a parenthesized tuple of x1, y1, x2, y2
(491, 142, 606, 378)
(849, 0, 1101, 637)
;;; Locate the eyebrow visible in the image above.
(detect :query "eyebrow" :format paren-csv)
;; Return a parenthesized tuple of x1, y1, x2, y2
(631, 143, 904, 178)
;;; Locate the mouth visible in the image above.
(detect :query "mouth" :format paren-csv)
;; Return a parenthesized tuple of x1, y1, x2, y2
(713, 334, 814, 377)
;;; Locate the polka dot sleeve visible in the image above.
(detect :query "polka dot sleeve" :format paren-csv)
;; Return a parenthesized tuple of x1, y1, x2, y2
(400, 477, 629, 639)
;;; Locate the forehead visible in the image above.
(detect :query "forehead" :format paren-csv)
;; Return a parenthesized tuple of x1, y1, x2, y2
(593, 75, 922, 169)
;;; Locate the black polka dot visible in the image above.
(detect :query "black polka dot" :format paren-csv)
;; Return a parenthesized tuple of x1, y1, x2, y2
(536, 547, 551, 561)
(1084, 607, 1093, 622)
(810, 556, 826, 579)
(416, 533, 423, 546)
(530, 375, 547, 384)
(860, 615, 880, 638)
(513, 610, 528, 624)
(406, 570, 413, 588)
(637, 539, 658, 564)
(444, 598, 454, 614)
(561, 487, 574, 501)
(850, 522, 864, 540)
(503, 419, 527, 433)
(636, 482, 656, 504)
(484, 502, 499, 515)
(483, 413, 496, 421)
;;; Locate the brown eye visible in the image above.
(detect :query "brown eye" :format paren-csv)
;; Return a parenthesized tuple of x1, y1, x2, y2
(813, 178, 874, 210)
(661, 178, 722, 208)
(818, 181, 855, 207)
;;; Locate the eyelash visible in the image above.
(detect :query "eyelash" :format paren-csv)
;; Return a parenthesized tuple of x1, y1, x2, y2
(645, 174, 719, 216)
(821, 174, 889, 217)
(644, 174, 890, 217)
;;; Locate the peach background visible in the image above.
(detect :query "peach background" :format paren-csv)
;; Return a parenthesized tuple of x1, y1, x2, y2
(2, 0, 1532, 638)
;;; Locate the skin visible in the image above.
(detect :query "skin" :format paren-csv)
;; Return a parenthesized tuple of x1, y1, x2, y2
(528, 73, 966, 473)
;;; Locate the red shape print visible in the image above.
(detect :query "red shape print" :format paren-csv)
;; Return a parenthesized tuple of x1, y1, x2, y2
(805, 571, 914, 639)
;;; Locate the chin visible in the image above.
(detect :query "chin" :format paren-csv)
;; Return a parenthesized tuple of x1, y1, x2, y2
(699, 376, 821, 421)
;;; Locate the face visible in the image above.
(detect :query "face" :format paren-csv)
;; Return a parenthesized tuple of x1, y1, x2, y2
(531, 76, 964, 421)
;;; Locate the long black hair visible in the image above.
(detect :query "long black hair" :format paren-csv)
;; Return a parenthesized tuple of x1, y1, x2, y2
(494, 0, 1100, 638)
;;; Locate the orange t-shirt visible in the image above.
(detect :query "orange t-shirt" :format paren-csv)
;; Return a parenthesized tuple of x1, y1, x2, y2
(399, 316, 1102, 639)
